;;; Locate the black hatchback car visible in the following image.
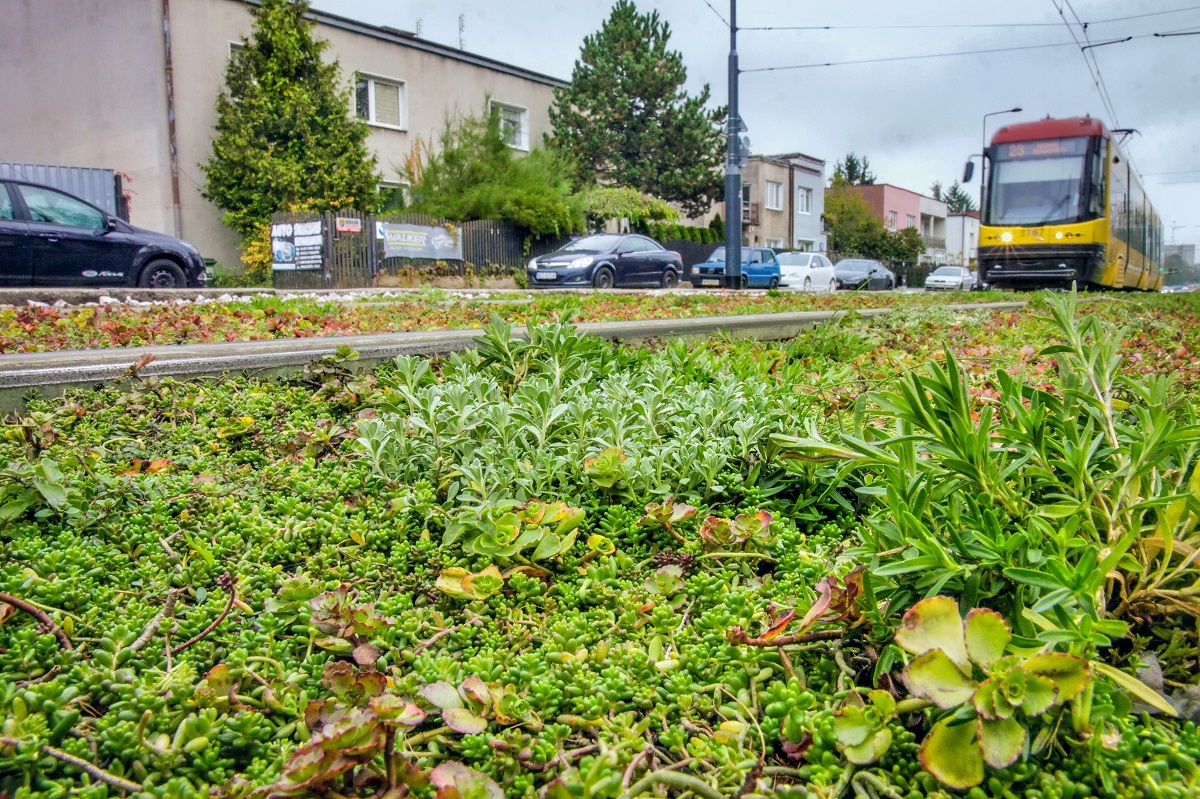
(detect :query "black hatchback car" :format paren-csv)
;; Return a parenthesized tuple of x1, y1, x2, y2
(0, 180, 206, 288)
(527, 233, 684, 289)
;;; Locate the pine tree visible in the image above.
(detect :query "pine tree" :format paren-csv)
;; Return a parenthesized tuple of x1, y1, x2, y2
(202, 0, 379, 238)
(944, 180, 977, 213)
(548, 1, 726, 217)
(830, 152, 877, 186)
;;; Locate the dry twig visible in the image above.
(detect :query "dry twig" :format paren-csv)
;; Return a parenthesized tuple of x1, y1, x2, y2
(0, 592, 72, 650)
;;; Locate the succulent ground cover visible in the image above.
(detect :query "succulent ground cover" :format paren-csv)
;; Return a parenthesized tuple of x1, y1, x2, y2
(0, 290, 1018, 354)
(3, 294, 1200, 798)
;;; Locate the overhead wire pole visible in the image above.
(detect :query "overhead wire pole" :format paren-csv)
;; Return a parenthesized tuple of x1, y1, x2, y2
(724, 0, 743, 289)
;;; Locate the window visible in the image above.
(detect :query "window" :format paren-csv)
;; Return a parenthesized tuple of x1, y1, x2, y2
(886, 211, 897, 230)
(750, 250, 764, 263)
(17, 184, 104, 229)
(491, 101, 529, 150)
(765, 181, 784, 211)
(378, 182, 406, 213)
(796, 187, 812, 214)
(229, 41, 246, 59)
(766, 238, 784, 248)
(636, 236, 664, 251)
(906, 215, 916, 228)
(355, 74, 406, 129)
(0, 186, 14, 221)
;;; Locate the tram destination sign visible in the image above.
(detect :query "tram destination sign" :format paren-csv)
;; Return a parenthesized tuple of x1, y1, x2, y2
(995, 136, 1088, 161)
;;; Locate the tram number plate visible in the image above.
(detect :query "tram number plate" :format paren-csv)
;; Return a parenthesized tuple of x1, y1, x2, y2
(701, 279, 721, 286)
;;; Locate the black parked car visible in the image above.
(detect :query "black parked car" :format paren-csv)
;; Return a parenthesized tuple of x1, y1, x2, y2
(527, 234, 684, 289)
(0, 180, 206, 288)
(833, 258, 895, 291)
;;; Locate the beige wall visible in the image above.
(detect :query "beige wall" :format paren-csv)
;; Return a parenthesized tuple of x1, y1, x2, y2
(3, 0, 562, 271)
(0, 0, 176, 236)
(744, 158, 791, 248)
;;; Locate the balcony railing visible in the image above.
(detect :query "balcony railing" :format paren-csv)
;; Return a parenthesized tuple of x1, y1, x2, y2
(742, 202, 760, 226)
(922, 235, 946, 250)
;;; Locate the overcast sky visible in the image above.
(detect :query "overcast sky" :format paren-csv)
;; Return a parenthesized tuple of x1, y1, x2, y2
(313, 0, 1200, 244)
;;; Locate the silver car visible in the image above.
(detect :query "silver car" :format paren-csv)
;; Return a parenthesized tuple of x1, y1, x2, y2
(924, 265, 977, 292)
(777, 252, 837, 292)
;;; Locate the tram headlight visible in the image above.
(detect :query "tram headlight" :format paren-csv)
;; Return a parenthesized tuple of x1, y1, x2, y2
(1055, 232, 1064, 240)
(1000, 231, 1013, 243)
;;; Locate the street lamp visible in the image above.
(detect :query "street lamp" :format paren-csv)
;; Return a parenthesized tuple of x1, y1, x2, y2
(980, 107, 1022, 221)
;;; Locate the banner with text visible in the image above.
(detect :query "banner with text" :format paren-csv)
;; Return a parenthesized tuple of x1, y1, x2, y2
(377, 222, 463, 260)
(271, 220, 324, 271)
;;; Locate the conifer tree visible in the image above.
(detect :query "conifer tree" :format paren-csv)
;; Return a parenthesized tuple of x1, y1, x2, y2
(548, 1, 726, 217)
(202, 0, 379, 238)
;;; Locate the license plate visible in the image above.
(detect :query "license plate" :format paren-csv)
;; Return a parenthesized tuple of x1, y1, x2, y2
(701, 278, 721, 286)
(536, 271, 557, 280)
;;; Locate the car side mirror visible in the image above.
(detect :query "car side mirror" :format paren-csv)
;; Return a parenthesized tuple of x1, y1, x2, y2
(962, 161, 975, 183)
(105, 217, 118, 232)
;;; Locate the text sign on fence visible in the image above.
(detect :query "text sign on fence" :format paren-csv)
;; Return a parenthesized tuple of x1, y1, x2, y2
(377, 222, 463, 260)
(271, 220, 324, 271)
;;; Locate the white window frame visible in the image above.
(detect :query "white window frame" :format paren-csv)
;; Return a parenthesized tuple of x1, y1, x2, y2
(886, 211, 897, 231)
(228, 41, 246, 59)
(764, 181, 784, 211)
(906, 214, 916, 229)
(490, 100, 530, 151)
(765, 237, 784, 248)
(796, 187, 812, 214)
(355, 73, 407, 131)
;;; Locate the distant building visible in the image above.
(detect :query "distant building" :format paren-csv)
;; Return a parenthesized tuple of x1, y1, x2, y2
(1, 0, 564, 270)
(947, 211, 980, 266)
(829, 184, 948, 264)
(1167, 244, 1197, 267)
(691, 153, 827, 251)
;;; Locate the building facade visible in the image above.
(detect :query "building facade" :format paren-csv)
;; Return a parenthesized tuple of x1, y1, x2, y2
(946, 211, 980, 266)
(691, 153, 827, 252)
(1, 0, 564, 270)
(831, 184, 948, 264)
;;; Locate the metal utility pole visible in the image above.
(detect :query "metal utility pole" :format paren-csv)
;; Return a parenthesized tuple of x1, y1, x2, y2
(980, 107, 1022, 224)
(723, 0, 743, 289)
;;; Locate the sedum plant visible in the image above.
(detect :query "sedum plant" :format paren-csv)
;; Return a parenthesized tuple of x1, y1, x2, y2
(835, 596, 1094, 789)
(443, 499, 585, 563)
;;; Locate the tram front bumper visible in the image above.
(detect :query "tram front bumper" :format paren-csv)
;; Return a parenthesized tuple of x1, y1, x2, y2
(979, 244, 1105, 286)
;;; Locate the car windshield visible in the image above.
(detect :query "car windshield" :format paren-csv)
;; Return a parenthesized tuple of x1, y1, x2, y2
(777, 253, 811, 265)
(560, 235, 622, 253)
(932, 266, 963, 276)
(837, 260, 875, 271)
(705, 247, 751, 264)
(986, 137, 1088, 227)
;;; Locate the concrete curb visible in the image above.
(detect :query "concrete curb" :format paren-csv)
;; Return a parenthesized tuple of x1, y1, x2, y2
(0, 301, 1027, 410)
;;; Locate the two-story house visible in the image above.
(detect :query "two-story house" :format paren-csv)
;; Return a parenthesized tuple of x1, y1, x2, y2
(691, 152, 828, 252)
(1, 0, 565, 270)
(828, 184, 948, 264)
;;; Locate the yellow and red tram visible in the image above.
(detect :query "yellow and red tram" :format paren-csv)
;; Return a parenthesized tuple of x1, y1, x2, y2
(977, 116, 1163, 290)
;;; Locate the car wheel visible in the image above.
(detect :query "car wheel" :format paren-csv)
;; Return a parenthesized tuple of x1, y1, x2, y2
(138, 259, 186, 289)
(593, 266, 614, 289)
(828, 279, 837, 293)
(803, 276, 812, 291)
(740, 275, 749, 290)
(662, 269, 679, 289)
(768, 276, 779, 290)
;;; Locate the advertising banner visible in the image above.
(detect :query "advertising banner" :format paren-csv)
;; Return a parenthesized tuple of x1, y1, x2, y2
(271, 220, 324, 271)
(377, 222, 463, 260)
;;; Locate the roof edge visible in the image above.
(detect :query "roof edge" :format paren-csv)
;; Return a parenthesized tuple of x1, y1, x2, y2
(238, 0, 568, 88)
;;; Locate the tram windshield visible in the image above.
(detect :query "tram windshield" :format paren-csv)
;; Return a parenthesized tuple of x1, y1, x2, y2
(986, 137, 1089, 227)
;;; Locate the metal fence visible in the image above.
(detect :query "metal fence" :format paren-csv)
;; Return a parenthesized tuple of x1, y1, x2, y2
(269, 209, 567, 290)
(0, 162, 127, 220)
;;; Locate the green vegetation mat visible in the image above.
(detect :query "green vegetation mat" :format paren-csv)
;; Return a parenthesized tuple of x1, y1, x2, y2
(4, 293, 1200, 799)
(0, 290, 1016, 354)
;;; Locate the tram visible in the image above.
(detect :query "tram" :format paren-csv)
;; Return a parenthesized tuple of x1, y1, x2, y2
(972, 116, 1164, 290)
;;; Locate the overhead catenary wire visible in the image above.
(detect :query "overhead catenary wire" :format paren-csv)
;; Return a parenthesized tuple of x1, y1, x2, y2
(740, 4, 1200, 31)
(698, 0, 729, 28)
(742, 39, 1084, 73)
